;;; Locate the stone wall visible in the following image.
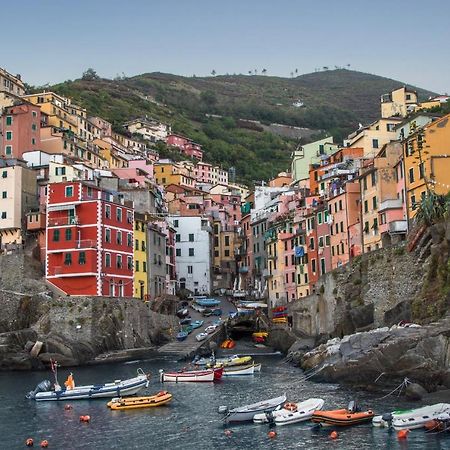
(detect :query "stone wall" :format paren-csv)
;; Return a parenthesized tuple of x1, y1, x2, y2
(288, 244, 423, 338)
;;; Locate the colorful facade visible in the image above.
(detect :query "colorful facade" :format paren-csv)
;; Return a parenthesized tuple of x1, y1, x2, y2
(134, 213, 148, 300)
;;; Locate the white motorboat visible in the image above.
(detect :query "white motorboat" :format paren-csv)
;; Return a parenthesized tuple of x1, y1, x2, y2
(219, 394, 287, 423)
(27, 369, 149, 401)
(223, 363, 261, 377)
(253, 398, 325, 425)
(373, 403, 450, 430)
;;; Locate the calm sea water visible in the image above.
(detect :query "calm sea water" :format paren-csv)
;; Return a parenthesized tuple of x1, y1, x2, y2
(1, 353, 450, 449)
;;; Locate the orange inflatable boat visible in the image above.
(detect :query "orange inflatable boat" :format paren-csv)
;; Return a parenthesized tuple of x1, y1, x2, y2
(312, 406, 374, 427)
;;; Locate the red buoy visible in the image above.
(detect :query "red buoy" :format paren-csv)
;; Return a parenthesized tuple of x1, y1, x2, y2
(79, 415, 90, 423)
(64, 404, 72, 411)
(25, 438, 34, 447)
(397, 429, 409, 440)
(224, 429, 233, 437)
(330, 431, 338, 440)
(40, 440, 49, 448)
(268, 431, 277, 438)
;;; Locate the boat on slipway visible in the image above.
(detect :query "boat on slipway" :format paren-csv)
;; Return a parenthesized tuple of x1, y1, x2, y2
(159, 367, 223, 383)
(107, 391, 173, 410)
(27, 367, 150, 401)
(253, 398, 324, 425)
(220, 394, 287, 423)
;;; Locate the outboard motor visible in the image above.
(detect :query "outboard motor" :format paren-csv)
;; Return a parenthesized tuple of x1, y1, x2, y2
(26, 380, 52, 399)
(265, 411, 274, 423)
(381, 412, 393, 427)
(347, 401, 360, 413)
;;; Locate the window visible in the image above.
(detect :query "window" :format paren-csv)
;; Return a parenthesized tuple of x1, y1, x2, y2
(340, 221, 344, 233)
(78, 252, 86, 265)
(105, 228, 111, 243)
(141, 241, 145, 251)
(135, 260, 140, 272)
(105, 253, 111, 267)
(373, 218, 378, 232)
(64, 253, 72, 265)
(31, 123, 37, 131)
(173, 220, 179, 227)
(127, 233, 132, 247)
(143, 261, 147, 272)
(117, 255, 122, 269)
(116, 208, 122, 222)
(135, 239, 139, 250)
(419, 163, 425, 179)
(188, 265, 193, 274)
(325, 235, 330, 246)
(320, 258, 326, 275)
(127, 211, 133, 224)
(319, 144, 325, 155)
(364, 200, 368, 213)
(409, 167, 415, 184)
(319, 236, 324, 248)
(176, 248, 181, 257)
(309, 237, 315, 250)
(55, 167, 66, 176)
(5, 145, 12, 155)
(117, 231, 122, 245)
(225, 249, 230, 257)
(411, 194, 417, 210)
(363, 177, 367, 191)
(189, 233, 195, 242)
(5, 131, 12, 140)
(175, 234, 181, 242)
(311, 259, 316, 273)
(53, 230, 60, 241)
(372, 196, 377, 210)
(2, 191, 6, 199)
(105, 205, 111, 219)
(5, 116, 12, 126)
(65, 228, 72, 241)
(371, 171, 377, 186)
(224, 235, 230, 246)
(364, 221, 369, 233)
(406, 94, 411, 100)
(127, 256, 133, 270)
(65, 186, 73, 197)
(189, 248, 195, 256)
(372, 139, 379, 149)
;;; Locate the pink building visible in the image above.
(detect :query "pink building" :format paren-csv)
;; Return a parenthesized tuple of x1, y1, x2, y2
(1, 103, 41, 158)
(166, 134, 203, 160)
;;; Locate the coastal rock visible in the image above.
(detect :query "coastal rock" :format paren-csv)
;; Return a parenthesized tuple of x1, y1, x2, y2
(38, 352, 78, 367)
(300, 317, 450, 388)
(405, 383, 428, 400)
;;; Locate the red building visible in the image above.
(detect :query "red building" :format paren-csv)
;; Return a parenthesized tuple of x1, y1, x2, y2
(0, 102, 41, 158)
(166, 134, 203, 160)
(46, 181, 134, 297)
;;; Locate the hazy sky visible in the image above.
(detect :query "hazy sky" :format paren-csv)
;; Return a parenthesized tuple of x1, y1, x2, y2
(2, 0, 449, 92)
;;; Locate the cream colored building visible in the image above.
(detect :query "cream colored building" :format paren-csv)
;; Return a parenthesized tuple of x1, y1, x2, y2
(124, 118, 171, 142)
(0, 67, 26, 112)
(381, 87, 418, 119)
(0, 159, 38, 247)
(344, 118, 402, 158)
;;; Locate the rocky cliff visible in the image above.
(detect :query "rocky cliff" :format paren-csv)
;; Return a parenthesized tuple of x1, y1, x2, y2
(285, 220, 450, 388)
(0, 253, 178, 370)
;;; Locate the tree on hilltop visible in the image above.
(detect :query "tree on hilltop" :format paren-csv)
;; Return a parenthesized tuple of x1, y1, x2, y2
(82, 68, 100, 81)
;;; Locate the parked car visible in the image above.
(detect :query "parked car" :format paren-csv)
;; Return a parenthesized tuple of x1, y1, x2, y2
(180, 317, 192, 325)
(205, 325, 217, 334)
(176, 308, 189, 318)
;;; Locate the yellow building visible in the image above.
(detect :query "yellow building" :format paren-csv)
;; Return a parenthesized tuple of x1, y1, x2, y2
(134, 213, 148, 300)
(403, 113, 450, 220)
(381, 87, 418, 118)
(344, 118, 402, 158)
(22, 92, 78, 132)
(94, 139, 128, 169)
(154, 162, 196, 188)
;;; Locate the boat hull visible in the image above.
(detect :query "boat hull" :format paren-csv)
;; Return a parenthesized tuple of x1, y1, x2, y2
(389, 403, 450, 430)
(312, 409, 375, 427)
(253, 398, 324, 425)
(33, 375, 148, 401)
(161, 370, 215, 382)
(107, 392, 172, 410)
(223, 364, 261, 376)
(225, 394, 287, 423)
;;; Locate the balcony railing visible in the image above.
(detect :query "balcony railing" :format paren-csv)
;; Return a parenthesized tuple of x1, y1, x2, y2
(76, 239, 97, 249)
(48, 216, 79, 227)
(379, 199, 403, 212)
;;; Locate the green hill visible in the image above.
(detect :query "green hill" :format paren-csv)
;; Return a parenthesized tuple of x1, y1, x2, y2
(48, 69, 435, 184)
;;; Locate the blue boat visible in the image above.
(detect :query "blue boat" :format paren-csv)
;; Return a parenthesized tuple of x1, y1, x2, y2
(176, 331, 188, 341)
(195, 298, 221, 307)
(191, 320, 204, 329)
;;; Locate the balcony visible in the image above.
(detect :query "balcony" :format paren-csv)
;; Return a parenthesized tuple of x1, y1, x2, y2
(389, 220, 407, 234)
(379, 199, 403, 212)
(48, 216, 79, 227)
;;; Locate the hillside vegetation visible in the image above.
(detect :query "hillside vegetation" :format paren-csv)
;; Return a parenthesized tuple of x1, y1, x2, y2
(49, 69, 435, 184)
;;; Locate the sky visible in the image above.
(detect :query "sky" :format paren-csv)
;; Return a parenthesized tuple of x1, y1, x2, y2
(2, 0, 449, 93)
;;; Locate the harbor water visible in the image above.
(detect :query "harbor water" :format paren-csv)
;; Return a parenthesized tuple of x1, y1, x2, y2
(1, 353, 450, 449)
